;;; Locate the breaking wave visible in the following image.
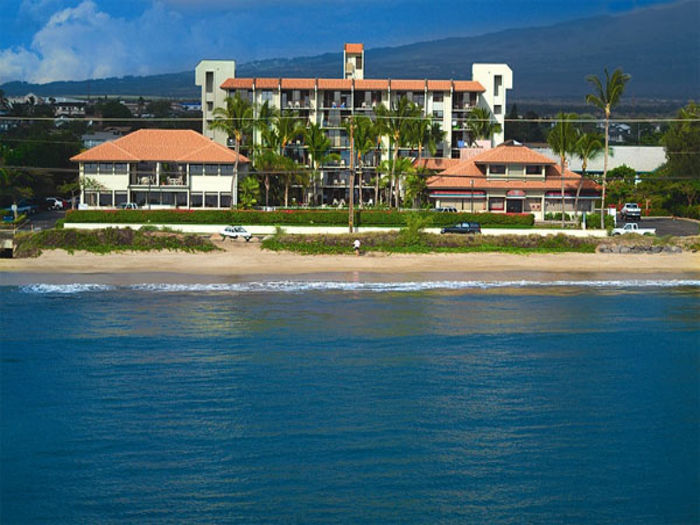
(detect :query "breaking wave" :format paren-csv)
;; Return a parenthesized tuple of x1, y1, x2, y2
(18, 279, 700, 295)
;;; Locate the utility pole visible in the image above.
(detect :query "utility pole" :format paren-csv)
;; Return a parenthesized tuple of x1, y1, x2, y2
(348, 117, 355, 233)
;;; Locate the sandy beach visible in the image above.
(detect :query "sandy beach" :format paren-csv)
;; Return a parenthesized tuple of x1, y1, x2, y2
(1, 239, 698, 283)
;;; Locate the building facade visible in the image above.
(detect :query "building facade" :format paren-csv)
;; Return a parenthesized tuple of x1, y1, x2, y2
(426, 142, 601, 220)
(196, 44, 512, 204)
(71, 129, 248, 208)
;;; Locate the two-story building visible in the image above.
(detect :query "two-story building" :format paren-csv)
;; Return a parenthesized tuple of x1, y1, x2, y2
(196, 43, 512, 204)
(70, 129, 249, 208)
(426, 142, 601, 220)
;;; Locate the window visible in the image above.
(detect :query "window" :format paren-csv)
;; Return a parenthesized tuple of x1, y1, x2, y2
(114, 192, 127, 206)
(356, 55, 362, 69)
(220, 193, 232, 208)
(433, 110, 443, 118)
(174, 192, 187, 207)
(84, 191, 98, 206)
(114, 163, 127, 174)
(190, 193, 203, 207)
(220, 165, 234, 176)
(204, 164, 219, 176)
(189, 164, 204, 175)
(98, 163, 112, 174)
(526, 165, 541, 175)
(205, 71, 213, 93)
(433, 92, 444, 102)
(490, 164, 506, 175)
(205, 192, 218, 207)
(261, 90, 273, 103)
(494, 105, 502, 115)
(206, 102, 213, 112)
(99, 192, 112, 207)
(84, 163, 97, 174)
(494, 75, 502, 97)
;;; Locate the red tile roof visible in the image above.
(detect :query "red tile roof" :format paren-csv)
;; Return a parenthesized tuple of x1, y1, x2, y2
(453, 80, 486, 92)
(354, 79, 389, 90)
(70, 129, 249, 164)
(318, 78, 353, 90)
(427, 80, 451, 91)
(221, 78, 254, 89)
(413, 158, 462, 171)
(280, 78, 316, 89)
(254, 78, 280, 89)
(344, 43, 364, 54)
(439, 144, 556, 176)
(390, 79, 425, 91)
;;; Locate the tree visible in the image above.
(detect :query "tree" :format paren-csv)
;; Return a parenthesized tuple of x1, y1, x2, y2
(346, 115, 378, 209)
(304, 123, 338, 206)
(661, 102, 699, 209)
(547, 113, 579, 227)
(238, 174, 260, 209)
(0, 167, 34, 219)
(586, 67, 631, 227)
(574, 132, 604, 216)
(466, 107, 502, 146)
(273, 110, 306, 207)
(375, 97, 421, 208)
(209, 93, 254, 208)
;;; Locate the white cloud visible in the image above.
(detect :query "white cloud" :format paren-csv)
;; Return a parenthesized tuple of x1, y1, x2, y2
(0, 0, 193, 83)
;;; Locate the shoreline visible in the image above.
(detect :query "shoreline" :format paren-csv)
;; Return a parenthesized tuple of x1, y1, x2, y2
(1, 242, 698, 284)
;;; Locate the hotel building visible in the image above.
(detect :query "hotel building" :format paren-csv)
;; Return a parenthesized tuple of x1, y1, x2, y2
(196, 44, 512, 203)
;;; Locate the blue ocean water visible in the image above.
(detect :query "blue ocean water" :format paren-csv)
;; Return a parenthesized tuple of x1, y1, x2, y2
(1, 278, 699, 523)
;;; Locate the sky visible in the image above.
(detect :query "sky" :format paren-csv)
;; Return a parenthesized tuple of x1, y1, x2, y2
(0, 0, 686, 84)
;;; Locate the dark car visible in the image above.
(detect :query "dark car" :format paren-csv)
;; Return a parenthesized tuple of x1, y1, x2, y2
(440, 222, 481, 234)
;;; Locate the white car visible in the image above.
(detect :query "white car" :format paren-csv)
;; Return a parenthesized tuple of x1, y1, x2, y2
(220, 225, 252, 241)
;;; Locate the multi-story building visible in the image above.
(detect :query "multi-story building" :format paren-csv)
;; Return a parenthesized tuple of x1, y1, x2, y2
(196, 44, 512, 204)
(71, 129, 249, 208)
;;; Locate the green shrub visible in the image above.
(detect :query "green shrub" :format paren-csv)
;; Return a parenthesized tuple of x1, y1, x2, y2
(544, 212, 574, 221)
(580, 213, 615, 230)
(65, 209, 535, 227)
(13, 228, 218, 257)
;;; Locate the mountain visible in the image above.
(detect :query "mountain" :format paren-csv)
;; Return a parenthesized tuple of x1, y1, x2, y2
(1, 1, 697, 100)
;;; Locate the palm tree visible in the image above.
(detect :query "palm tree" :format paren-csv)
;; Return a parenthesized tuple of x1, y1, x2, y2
(347, 115, 378, 209)
(304, 123, 339, 206)
(466, 107, 502, 146)
(547, 113, 580, 228)
(573, 132, 604, 219)
(255, 127, 281, 208)
(586, 68, 631, 227)
(273, 110, 306, 207)
(209, 93, 253, 208)
(375, 97, 421, 208)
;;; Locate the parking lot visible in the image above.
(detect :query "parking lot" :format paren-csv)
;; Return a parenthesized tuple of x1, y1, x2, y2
(619, 218, 699, 237)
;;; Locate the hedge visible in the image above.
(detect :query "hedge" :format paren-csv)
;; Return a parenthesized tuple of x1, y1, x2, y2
(65, 209, 535, 227)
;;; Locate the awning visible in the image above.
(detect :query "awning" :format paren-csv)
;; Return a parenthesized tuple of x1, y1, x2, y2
(506, 190, 526, 199)
(429, 191, 486, 199)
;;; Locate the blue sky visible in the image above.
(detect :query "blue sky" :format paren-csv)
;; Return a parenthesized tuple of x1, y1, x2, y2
(0, 0, 685, 84)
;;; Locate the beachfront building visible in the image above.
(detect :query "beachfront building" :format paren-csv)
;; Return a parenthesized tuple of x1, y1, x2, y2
(70, 129, 249, 208)
(426, 142, 601, 220)
(195, 44, 512, 203)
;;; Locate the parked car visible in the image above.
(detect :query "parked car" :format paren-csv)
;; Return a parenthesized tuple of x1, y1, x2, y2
(117, 202, 139, 210)
(220, 225, 252, 241)
(620, 202, 642, 222)
(433, 207, 458, 213)
(440, 222, 481, 234)
(611, 223, 656, 236)
(45, 197, 67, 210)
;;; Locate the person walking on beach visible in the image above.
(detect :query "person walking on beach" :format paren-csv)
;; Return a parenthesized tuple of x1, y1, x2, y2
(353, 239, 361, 256)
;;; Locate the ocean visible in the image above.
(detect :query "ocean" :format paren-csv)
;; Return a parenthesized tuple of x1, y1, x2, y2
(1, 276, 699, 523)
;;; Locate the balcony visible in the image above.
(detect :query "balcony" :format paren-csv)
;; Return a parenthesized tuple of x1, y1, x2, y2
(130, 175, 187, 187)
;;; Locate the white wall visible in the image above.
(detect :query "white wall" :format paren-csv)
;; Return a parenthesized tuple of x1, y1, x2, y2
(472, 63, 513, 146)
(195, 60, 236, 145)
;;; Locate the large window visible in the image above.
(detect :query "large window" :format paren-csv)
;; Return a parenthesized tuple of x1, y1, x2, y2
(189, 164, 204, 175)
(98, 163, 113, 174)
(490, 164, 506, 175)
(220, 193, 232, 208)
(99, 192, 112, 207)
(190, 193, 203, 207)
(114, 163, 127, 174)
(205, 192, 218, 207)
(84, 163, 98, 174)
(526, 165, 541, 175)
(204, 164, 219, 176)
(220, 165, 234, 176)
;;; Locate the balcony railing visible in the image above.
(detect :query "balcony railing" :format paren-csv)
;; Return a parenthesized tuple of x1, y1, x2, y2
(130, 176, 187, 187)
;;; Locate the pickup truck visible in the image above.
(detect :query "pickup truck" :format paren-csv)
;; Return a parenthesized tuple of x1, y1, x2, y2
(611, 223, 656, 236)
(620, 202, 642, 221)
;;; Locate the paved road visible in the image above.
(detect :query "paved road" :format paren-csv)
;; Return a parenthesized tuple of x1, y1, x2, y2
(19, 210, 66, 232)
(618, 217, 699, 237)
